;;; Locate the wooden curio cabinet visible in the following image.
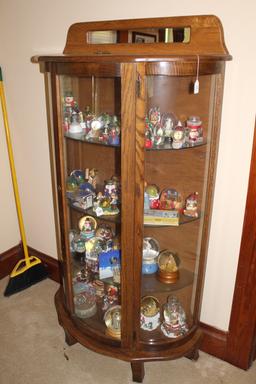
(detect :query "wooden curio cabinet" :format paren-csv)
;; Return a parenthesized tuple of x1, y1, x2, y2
(33, 15, 231, 382)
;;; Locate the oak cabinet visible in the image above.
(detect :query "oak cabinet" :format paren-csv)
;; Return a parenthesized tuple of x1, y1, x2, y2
(33, 15, 231, 382)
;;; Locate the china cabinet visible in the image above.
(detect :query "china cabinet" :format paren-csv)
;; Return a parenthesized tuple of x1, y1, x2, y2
(32, 15, 231, 382)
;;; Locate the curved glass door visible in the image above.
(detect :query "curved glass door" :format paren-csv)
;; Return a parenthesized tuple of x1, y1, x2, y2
(58, 69, 122, 341)
(140, 67, 219, 344)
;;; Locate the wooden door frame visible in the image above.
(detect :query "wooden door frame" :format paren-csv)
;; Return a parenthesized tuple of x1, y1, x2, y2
(226, 117, 256, 369)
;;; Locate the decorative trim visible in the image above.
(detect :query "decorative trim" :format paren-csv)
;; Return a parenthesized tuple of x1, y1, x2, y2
(0, 243, 23, 279)
(27, 246, 60, 283)
(199, 322, 228, 360)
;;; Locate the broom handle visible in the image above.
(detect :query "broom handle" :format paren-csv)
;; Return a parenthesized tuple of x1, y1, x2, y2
(0, 68, 30, 264)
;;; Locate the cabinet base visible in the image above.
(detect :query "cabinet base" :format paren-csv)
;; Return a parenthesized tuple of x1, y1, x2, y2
(55, 288, 202, 382)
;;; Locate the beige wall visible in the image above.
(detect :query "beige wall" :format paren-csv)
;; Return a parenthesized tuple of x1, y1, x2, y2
(0, 1, 255, 331)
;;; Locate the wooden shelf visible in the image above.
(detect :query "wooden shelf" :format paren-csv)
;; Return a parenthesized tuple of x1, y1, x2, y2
(141, 268, 194, 295)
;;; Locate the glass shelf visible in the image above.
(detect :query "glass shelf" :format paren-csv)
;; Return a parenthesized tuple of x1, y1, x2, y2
(68, 200, 121, 224)
(144, 213, 200, 227)
(146, 140, 207, 151)
(141, 269, 194, 295)
(65, 132, 121, 148)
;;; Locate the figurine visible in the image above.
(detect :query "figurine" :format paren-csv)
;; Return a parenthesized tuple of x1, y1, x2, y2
(161, 296, 188, 338)
(172, 121, 185, 149)
(186, 116, 203, 145)
(183, 192, 199, 218)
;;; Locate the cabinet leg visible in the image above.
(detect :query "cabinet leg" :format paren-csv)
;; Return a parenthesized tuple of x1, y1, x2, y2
(64, 330, 77, 346)
(131, 361, 145, 383)
(186, 348, 199, 361)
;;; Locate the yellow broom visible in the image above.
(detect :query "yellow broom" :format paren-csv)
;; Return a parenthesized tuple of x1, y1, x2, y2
(0, 67, 48, 296)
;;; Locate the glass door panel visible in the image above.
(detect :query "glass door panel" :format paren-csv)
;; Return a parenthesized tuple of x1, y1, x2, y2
(59, 71, 122, 341)
(140, 73, 217, 343)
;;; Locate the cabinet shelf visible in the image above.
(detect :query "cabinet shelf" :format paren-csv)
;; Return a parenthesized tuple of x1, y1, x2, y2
(146, 140, 207, 151)
(65, 132, 120, 148)
(141, 269, 194, 295)
(144, 213, 200, 227)
(68, 201, 121, 224)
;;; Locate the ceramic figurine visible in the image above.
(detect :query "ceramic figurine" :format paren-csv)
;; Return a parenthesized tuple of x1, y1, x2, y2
(161, 296, 188, 338)
(159, 188, 182, 210)
(186, 116, 203, 145)
(157, 250, 180, 284)
(183, 192, 199, 218)
(140, 296, 160, 331)
(172, 121, 185, 149)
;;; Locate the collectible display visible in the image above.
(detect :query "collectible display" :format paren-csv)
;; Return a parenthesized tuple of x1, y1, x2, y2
(62, 94, 121, 146)
(144, 107, 204, 150)
(34, 14, 230, 382)
(104, 305, 121, 339)
(161, 296, 188, 338)
(140, 296, 160, 331)
(157, 250, 180, 284)
(93, 176, 120, 217)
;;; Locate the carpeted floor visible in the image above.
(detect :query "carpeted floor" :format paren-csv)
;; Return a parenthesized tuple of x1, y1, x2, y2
(0, 276, 255, 384)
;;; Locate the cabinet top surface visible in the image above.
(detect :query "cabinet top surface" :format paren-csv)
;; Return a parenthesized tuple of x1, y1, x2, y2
(32, 15, 232, 64)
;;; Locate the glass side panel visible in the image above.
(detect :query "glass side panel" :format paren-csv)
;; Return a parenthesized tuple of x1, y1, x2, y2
(59, 72, 122, 341)
(140, 74, 216, 342)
